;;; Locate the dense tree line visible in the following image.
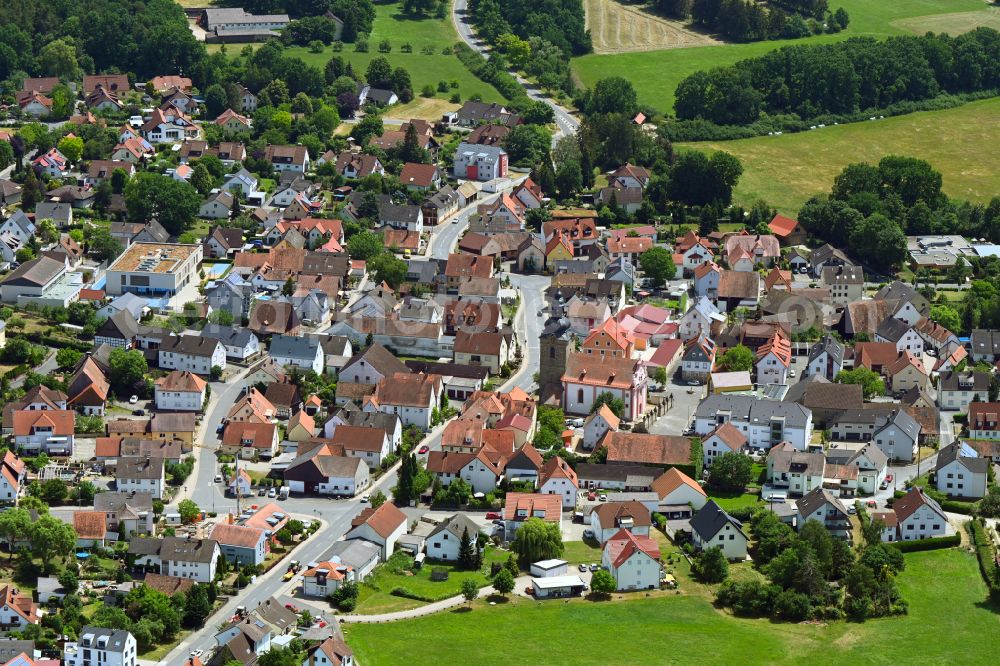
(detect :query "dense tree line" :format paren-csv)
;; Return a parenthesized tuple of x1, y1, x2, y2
(675, 29, 1000, 125)
(715, 511, 907, 621)
(0, 0, 202, 81)
(665, 0, 850, 43)
(470, 0, 591, 57)
(799, 155, 1000, 271)
(279, 0, 376, 43)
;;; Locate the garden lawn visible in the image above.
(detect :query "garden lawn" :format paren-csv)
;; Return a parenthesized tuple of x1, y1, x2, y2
(706, 490, 762, 512)
(354, 547, 509, 614)
(345, 548, 1000, 665)
(681, 97, 1000, 214)
(283, 3, 502, 116)
(572, 0, 988, 111)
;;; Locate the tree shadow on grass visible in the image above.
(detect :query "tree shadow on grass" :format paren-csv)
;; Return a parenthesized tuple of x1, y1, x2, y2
(484, 594, 511, 604)
(390, 11, 436, 23)
(450, 605, 473, 613)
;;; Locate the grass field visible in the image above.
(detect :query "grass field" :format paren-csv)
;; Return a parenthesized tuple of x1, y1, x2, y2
(573, 0, 991, 110)
(345, 548, 1000, 665)
(281, 3, 502, 117)
(680, 97, 1000, 214)
(585, 0, 720, 54)
(893, 7, 1000, 34)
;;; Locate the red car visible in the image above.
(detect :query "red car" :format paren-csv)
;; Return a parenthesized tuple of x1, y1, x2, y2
(866, 500, 877, 508)
(587, 492, 597, 501)
(284, 603, 299, 613)
(485, 511, 501, 519)
(885, 474, 894, 483)
(418, 445, 429, 454)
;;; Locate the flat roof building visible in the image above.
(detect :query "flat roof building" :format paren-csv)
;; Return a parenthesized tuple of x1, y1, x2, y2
(105, 242, 202, 299)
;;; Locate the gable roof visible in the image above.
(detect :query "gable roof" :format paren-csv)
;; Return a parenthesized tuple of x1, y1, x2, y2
(604, 527, 660, 569)
(350, 502, 407, 539)
(603, 432, 692, 467)
(650, 467, 705, 500)
(893, 486, 946, 523)
(690, 500, 746, 541)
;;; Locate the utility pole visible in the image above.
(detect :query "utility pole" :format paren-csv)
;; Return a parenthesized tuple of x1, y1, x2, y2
(235, 454, 241, 517)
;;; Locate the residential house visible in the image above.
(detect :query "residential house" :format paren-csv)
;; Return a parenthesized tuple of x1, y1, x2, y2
(269, 335, 324, 375)
(821, 265, 864, 305)
(0, 585, 37, 629)
(453, 330, 509, 374)
(63, 628, 135, 666)
(154, 371, 207, 411)
(678, 297, 725, 340)
(425, 514, 482, 561)
(265, 144, 310, 173)
(695, 395, 814, 452)
(333, 153, 384, 179)
(825, 442, 888, 495)
(806, 336, 844, 381)
(66, 357, 111, 416)
(371, 372, 441, 429)
(325, 425, 392, 469)
(399, 163, 441, 191)
(601, 528, 661, 591)
(681, 335, 715, 383)
(590, 500, 651, 545)
(766, 442, 825, 496)
(885, 351, 929, 393)
(205, 275, 255, 322)
(768, 214, 807, 245)
(198, 191, 235, 220)
(810, 243, 854, 278)
(0, 452, 25, 506)
(453, 143, 507, 181)
(829, 408, 920, 462)
(755, 332, 792, 385)
(891, 487, 948, 541)
(502, 492, 562, 536)
(934, 441, 988, 499)
(221, 421, 279, 460)
(650, 467, 707, 513)
(607, 236, 653, 264)
(690, 501, 748, 560)
(12, 409, 75, 455)
(115, 457, 165, 499)
(796, 487, 852, 540)
(201, 324, 260, 362)
(210, 523, 267, 566)
(301, 562, 355, 599)
(216, 108, 252, 133)
(583, 405, 620, 450)
(158, 335, 226, 375)
(875, 318, 924, 355)
(284, 446, 369, 496)
(701, 422, 748, 468)
(538, 457, 578, 509)
(345, 503, 408, 560)
(938, 371, 990, 411)
(141, 107, 199, 144)
(969, 329, 1000, 363)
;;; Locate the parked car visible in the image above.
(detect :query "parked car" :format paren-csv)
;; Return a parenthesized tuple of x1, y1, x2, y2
(587, 492, 597, 501)
(866, 499, 877, 508)
(268, 488, 277, 498)
(578, 564, 587, 572)
(129, 395, 138, 404)
(132, 409, 145, 416)
(258, 488, 266, 496)
(360, 495, 370, 503)
(589, 563, 600, 572)
(583, 529, 593, 538)
(485, 511, 501, 519)
(418, 445, 429, 454)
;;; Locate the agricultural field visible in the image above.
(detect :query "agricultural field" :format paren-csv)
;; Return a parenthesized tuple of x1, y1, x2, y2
(573, 0, 992, 110)
(585, 0, 720, 53)
(893, 7, 1000, 35)
(681, 97, 1000, 214)
(345, 548, 1000, 665)
(283, 3, 503, 117)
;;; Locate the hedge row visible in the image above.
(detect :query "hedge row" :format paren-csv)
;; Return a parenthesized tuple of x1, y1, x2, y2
(661, 89, 1000, 142)
(454, 43, 522, 101)
(966, 520, 1000, 600)
(941, 499, 978, 515)
(890, 533, 961, 553)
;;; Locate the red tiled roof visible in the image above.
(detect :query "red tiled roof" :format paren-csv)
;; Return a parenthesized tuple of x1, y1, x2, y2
(604, 527, 660, 569)
(768, 214, 801, 237)
(503, 492, 562, 522)
(350, 502, 406, 538)
(651, 467, 705, 500)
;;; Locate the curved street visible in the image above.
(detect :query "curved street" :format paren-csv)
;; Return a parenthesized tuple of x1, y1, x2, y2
(451, 0, 581, 144)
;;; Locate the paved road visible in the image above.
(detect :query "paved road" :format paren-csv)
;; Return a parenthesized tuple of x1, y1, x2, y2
(11, 349, 56, 389)
(451, 0, 580, 144)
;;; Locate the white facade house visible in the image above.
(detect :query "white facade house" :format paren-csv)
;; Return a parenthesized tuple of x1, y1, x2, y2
(269, 335, 324, 375)
(602, 529, 662, 592)
(583, 406, 619, 450)
(892, 487, 948, 541)
(695, 395, 813, 452)
(302, 562, 355, 598)
(934, 442, 988, 499)
(64, 628, 137, 666)
(453, 142, 508, 182)
(539, 457, 579, 510)
(154, 371, 207, 411)
(115, 457, 165, 500)
(345, 503, 408, 560)
(937, 371, 990, 411)
(690, 500, 749, 560)
(701, 423, 748, 468)
(158, 335, 227, 375)
(105, 242, 203, 298)
(425, 514, 481, 562)
(159, 537, 221, 582)
(589, 500, 652, 545)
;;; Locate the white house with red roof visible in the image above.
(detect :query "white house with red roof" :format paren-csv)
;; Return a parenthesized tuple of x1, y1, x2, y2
(583, 404, 620, 450)
(345, 503, 408, 560)
(601, 528, 661, 591)
(0, 451, 25, 506)
(755, 331, 792, 385)
(701, 422, 748, 468)
(890, 486, 948, 541)
(503, 492, 562, 536)
(538, 456, 578, 509)
(301, 561, 355, 598)
(651, 468, 707, 513)
(512, 177, 544, 209)
(12, 409, 75, 455)
(0, 584, 37, 629)
(32, 148, 68, 178)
